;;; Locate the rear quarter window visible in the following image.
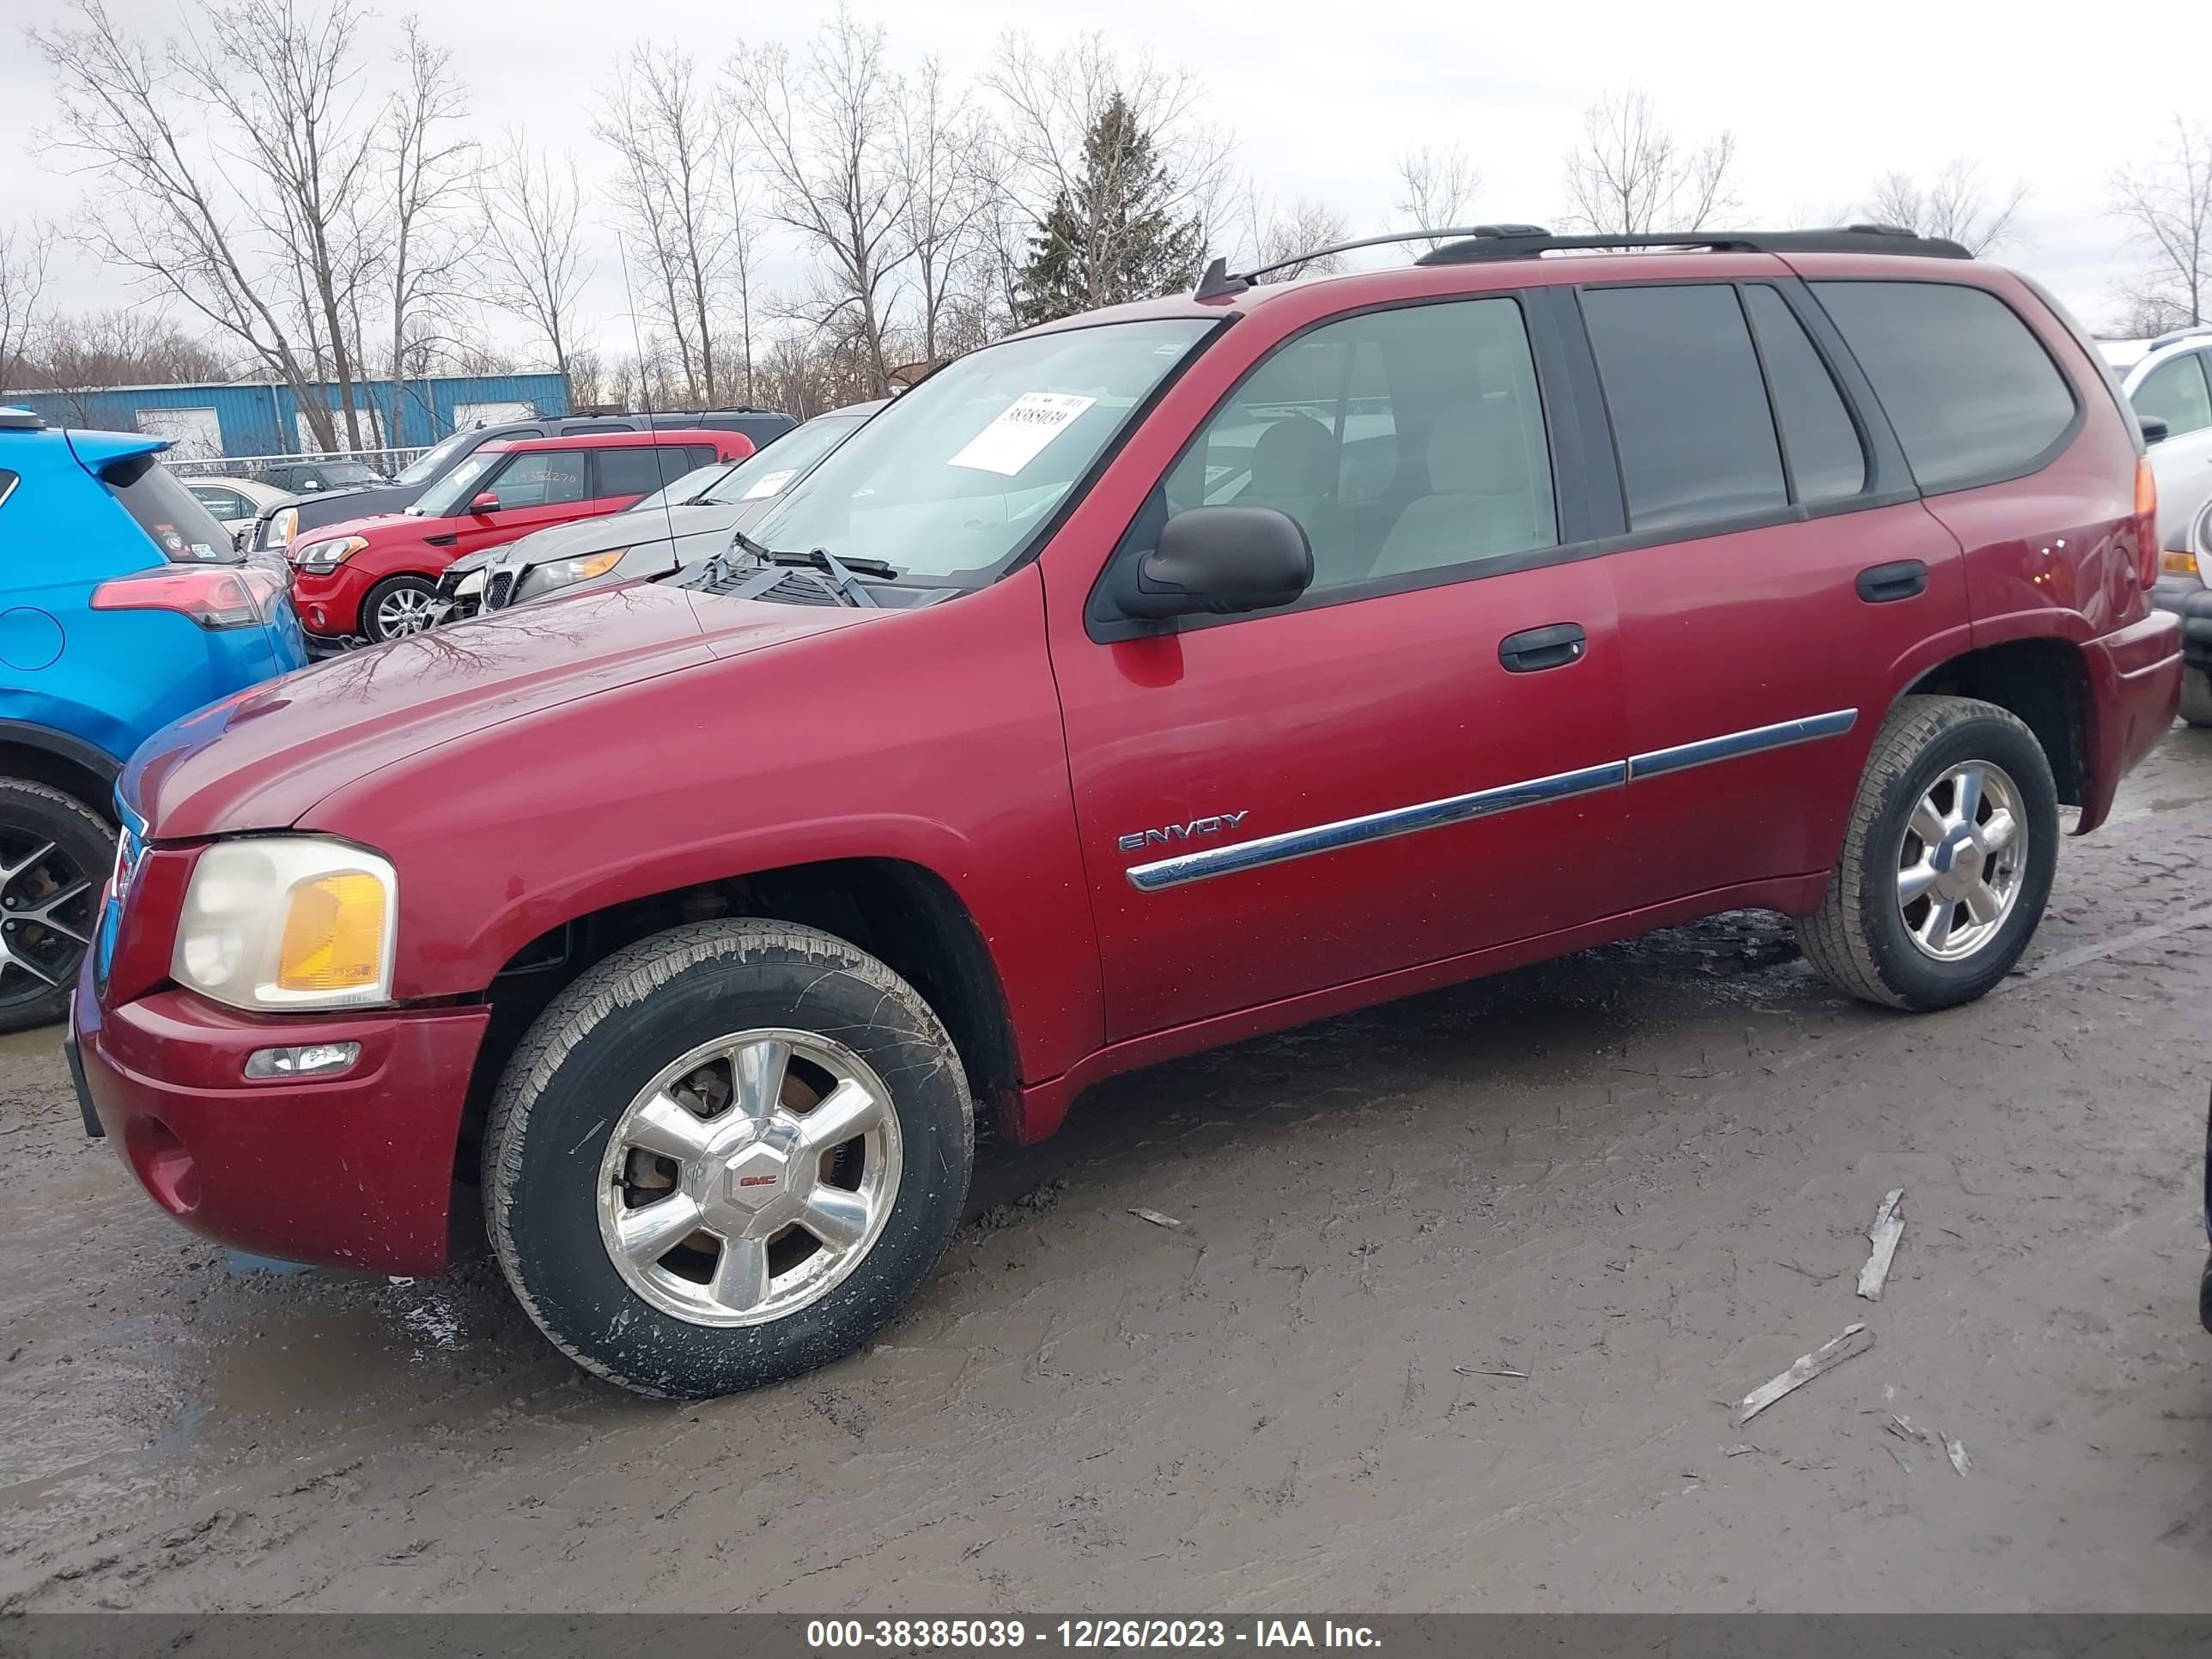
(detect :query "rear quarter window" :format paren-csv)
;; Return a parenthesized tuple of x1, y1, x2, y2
(0, 471, 16, 510)
(103, 455, 236, 562)
(1812, 280, 2077, 491)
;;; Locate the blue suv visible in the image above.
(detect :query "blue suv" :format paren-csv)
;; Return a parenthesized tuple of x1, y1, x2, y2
(0, 410, 306, 1030)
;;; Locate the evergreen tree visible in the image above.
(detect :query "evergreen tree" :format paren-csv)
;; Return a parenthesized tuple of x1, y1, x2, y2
(1014, 94, 1205, 327)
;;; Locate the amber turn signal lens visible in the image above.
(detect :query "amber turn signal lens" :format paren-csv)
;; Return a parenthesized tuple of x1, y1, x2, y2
(276, 872, 388, 994)
(2162, 550, 2198, 577)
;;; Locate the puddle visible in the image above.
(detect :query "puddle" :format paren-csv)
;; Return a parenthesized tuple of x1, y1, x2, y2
(222, 1251, 312, 1277)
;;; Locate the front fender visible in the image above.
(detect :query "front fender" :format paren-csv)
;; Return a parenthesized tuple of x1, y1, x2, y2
(301, 568, 1105, 1084)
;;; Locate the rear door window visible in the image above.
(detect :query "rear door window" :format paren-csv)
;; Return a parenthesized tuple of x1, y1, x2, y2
(1582, 283, 1788, 532)
(1811, 280, 2076, 490)
(103, 455, 236, 562)
(594, 446, 696, 499)
(2133, 351, 2212, 436)
(1742, 285, 1868, 505)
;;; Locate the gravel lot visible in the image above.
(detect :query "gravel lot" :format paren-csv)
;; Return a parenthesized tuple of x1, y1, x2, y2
(5, 727, 2212, 1613)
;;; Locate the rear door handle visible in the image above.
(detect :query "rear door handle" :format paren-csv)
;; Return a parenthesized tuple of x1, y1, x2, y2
(1498, 622, 1588, 672)
(1856, 560, 1928, 603)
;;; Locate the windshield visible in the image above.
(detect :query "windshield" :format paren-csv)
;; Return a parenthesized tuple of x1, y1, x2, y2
(410, 452, 501, 516)
(748, 320, 1215, 581)
(631, 460, 738, 514)
(393, 428, 477, 488)
(635, 411, 872, 516)
(319, 461, 381, 484)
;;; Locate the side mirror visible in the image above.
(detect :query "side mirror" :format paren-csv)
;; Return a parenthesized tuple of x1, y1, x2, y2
(469, 491, 501, 514)
(2142, 415, 2172, 447)
(1118, 505, 1314, 622)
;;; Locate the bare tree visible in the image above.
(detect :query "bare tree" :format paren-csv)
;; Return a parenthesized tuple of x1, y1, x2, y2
(722, 156, 757, 404)
(0, 224, 55, 394)
(477, 135, 591, 395)
(33, 0, 343, 446)
(13, 308, 230, 416)
(599, 45, 733, 404)
(986, 30, 1230, 315)
(379, 19, 476, 444)
(1562, 88, 1739, 236)
(1237, 186, 1350, 281)
(896, 57, 992, 366)
(729, 8, 911, 396)
(189, 0, 384, 449)
(2112, 117, 2212, 331)
(1866, 160, 2027, 254)
(1393, 145, 1480, 247)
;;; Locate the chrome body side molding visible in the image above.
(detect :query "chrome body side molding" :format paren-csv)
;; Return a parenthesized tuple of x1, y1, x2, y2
(1122, 707, 1863, 893)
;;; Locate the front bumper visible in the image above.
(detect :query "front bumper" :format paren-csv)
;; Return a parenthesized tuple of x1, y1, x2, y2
(73, 954, 489, 1275)
(288, 562, 373, 639)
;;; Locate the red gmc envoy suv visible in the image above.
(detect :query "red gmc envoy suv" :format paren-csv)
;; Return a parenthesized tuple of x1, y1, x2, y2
(71, 225, 2183, 1397)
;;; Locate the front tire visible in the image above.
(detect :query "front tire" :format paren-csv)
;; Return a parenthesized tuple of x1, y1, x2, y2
(1796, 696, 2058, 1011)
(0, 781, 110, 1033)
(360, 574, 440, 642)
(483, 920, 975, 1399)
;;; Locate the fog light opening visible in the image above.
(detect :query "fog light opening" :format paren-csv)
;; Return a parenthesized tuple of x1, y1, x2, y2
(245, 1041, 362, 1080)
(129, 1118, 200, 1215)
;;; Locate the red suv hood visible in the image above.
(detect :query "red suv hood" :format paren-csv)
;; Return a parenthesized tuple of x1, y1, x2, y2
(125, 583, 873, 838)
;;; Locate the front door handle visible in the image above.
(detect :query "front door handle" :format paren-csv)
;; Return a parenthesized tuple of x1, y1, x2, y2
(1498, 622, 1588, 672)
(1856, 559, 1928, 603)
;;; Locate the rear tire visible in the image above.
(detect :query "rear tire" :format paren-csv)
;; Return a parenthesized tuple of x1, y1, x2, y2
(1796, 696, 2057, 1011)
(0, 781, 112, 1034)
(360, 574, 440, 642)
(484, 920, 974, 1399)
(2181, 665, 2212, 728)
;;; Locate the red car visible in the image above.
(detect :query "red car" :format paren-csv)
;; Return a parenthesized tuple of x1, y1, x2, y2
(74, 224, 2181, 1397)
(286, 429, 754, 643)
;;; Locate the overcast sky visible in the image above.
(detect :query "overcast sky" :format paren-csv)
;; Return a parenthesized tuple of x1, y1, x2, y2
(1, 0, 2184, 362)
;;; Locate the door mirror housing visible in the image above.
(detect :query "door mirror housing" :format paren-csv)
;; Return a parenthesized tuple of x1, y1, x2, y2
(2142, 414, 2172, 447)
(1118, 505, 1314, 622)
(469, 491, 501, 514)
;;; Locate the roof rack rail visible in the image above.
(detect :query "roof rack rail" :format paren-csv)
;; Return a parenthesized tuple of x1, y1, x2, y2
(1414, 222, 1971, 264)
(2148, 323, 2212, 351)
(1194, 225, 1551, 300)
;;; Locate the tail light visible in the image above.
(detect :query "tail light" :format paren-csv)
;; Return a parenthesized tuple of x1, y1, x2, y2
(2136, 457, 2160, 588)
(92, 563, 284, 629)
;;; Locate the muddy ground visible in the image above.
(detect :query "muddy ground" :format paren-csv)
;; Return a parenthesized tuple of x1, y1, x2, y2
(6, 730, 2212, 1613)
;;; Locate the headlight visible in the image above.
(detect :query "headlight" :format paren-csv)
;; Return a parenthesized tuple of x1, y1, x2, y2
(173, 838, 398, 1011)
(295, 535, 367, 573)
(515, 549, 628, 604)
(268, 507, 300, 548)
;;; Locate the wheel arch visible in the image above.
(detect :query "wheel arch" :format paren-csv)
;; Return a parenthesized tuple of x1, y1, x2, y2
(461, 854, 1024, 1159)
(0, 725, 120, 822)
(1899, 636, 2087, 808)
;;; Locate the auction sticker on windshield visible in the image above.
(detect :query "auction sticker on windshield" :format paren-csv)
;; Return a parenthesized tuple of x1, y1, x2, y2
(740, 468, 798, 501)
(949, 392, 1097, 476)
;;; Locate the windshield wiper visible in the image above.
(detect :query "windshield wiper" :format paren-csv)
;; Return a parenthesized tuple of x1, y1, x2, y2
(775, 548, 883, 607)
(769, 547, 900, 580)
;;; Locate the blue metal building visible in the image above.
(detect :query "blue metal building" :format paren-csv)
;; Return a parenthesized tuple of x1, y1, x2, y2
(5, 372, 568, 459)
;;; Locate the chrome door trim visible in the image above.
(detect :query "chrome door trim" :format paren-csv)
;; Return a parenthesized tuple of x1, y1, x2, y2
(1626, 708, 1857, 780)
(1121, 706, 1863, 894)
(1124, 760, 1627, 892)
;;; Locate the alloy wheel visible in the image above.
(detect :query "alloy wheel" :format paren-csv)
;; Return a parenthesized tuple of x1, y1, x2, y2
(375, 586, 437, 637)
(0, 831, 94, 1009)
(1895, 759, 2028, 962)
(595, 1029, 902, 1328)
